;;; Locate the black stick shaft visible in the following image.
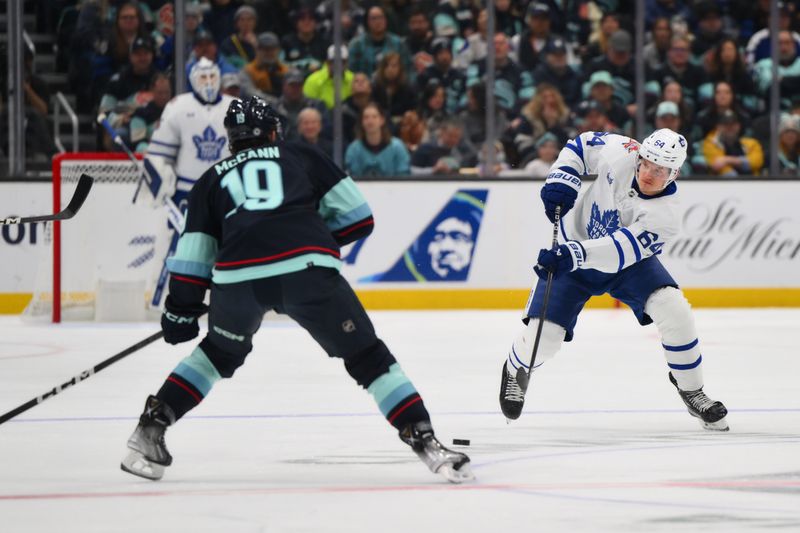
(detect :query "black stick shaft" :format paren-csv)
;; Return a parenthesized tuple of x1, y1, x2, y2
(1, 174, 93, 225)
(0, 331, 164, 425)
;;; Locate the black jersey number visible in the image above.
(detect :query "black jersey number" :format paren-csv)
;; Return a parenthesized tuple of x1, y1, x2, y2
(221, 161, 285, 211)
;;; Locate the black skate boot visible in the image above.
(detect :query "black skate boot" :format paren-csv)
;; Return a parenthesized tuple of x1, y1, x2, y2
(120, 395, 176, 480)
(499, 362, 526, 421)
(399, 421, 474, 483)
(669, 372, 729, 431)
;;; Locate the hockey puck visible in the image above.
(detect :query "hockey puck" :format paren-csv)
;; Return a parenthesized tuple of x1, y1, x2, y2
(452, 438, 471, 446)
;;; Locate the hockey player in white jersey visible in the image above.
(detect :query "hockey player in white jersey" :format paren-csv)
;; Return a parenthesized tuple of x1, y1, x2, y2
(145, 58, 236, 306)
(499, 128, 729, 431)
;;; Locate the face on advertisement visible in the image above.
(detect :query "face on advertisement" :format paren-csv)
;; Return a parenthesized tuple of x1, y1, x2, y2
(427, 217, 475, 278)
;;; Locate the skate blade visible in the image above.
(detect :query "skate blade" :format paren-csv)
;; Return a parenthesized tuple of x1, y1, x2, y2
(120, 450, 165, 481)
(700, 416, 729, 432)
(437, 462, 476, 484)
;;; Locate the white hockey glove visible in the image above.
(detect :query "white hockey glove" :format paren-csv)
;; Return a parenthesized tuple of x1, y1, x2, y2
(143, 156, 177, 209)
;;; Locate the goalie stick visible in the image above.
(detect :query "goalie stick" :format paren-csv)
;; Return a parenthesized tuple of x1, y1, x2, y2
(516, 205, 561, 393)
(1, 174, 94, 225)
(0, 331, 164, 425)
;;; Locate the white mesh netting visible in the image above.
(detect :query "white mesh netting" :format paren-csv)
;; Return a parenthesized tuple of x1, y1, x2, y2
(24, 154, 168, 321)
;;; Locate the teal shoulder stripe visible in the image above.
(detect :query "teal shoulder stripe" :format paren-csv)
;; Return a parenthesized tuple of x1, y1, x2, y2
(318, 177, 371, 228)
(167, 258, 213, 278)
(171, 232, 218, 268)
(212, 253, 342, 283)
(326, 203, 372, 231)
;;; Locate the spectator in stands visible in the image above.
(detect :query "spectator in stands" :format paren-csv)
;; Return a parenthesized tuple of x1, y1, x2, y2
(240, 32, 290, 101)
(467, 32, 532, 117)
(22, 48, 57, 158)
(315, 0, 364, 42)
(581, 12, 621, 63)
(513, 3, 557, 71)
(297, 107, 333, 158)
(99, 36, 158, 141)
(576, 99, 620, 134)
(342, 72, 374, 146)
(416, 37, 466, 114)
(156, 3, 206, 72)
(274, 70, 327, 140)
(694, 81, 751, 141)
(494, 0, 523, 37)
(130, 73, 172, 152)
(281, 6, 327, 75)
(643, 17, 672, 71)
(653, 80, 694, 137)
(651, 101, 694, 174)
(345, 103, 411, 177)
(398, 109, 426, 153)
(206, 0, 242, 44)
(703, 38, 758, 112)
(651, 35, 709, 109)
(753, 30, 800, 110)
(524, 132, 560, 177)
(702, 110, 764, 176)
(406, 6, 434, 75)
(691, 1, 728, 59)
(458, 82, 507, 147)
(418, 79, 448, 140)
(778, 113, 800, 173)
(222, 72, 241, 97)
(255, 0, 293, 36)
(219, 5, 258, 70)
(411, 118, 478, 174)
(303, 45, 354, 110)
(645, 0, 692, 29)
(507, 83, 574, 166)
(454, 8, 488, 69)
(585, 30, 635, 107)
(531, 37, 581, 107)
(186, 29, 238, 80)
(587, 70, 632, 133)
(349, 6, 411, 77)
(745, 2, 800, 67)
(372, 52, 417, 126)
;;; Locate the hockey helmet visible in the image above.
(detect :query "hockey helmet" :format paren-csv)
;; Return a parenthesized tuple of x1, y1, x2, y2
(189, 57, 221, 104)
(637, 128, 687, 186)
(224, 96, 283, 149)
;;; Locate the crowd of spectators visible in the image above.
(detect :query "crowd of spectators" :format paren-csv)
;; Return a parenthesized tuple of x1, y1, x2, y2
(48, 0, 800, 176)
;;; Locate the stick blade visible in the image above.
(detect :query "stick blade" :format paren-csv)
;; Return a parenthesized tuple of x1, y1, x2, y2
(62, 174, 94, 219)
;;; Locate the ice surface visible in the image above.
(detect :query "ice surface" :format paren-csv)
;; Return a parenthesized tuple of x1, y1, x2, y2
(1, 309, 799, 532)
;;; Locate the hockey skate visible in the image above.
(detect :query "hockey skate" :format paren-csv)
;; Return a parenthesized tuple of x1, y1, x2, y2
(399, 421, 474, 483)
(499, 362, 526, 421)
(120, 395, 176, 480)
(669, 372, 729, 431)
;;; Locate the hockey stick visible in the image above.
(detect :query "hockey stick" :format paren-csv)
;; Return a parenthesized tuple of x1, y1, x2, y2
(96, 114, 184, 230)
(0, 331, 165, 426)
(1, 174, 94, 225)
(516, 205, 561, 393)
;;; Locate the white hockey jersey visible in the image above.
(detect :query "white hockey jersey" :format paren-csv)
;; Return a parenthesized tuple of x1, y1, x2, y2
(546, 131, 681, 274)
(146, 93, 236, 193)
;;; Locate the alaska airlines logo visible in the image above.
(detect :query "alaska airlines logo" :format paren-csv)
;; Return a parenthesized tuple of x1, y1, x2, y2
(193, 126, 227, 161)
(586, 202, 620, 239)
(361, 190, 488, 282)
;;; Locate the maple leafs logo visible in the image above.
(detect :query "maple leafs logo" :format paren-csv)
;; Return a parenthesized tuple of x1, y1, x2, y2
(622, 138, 639, 153)
(192, 126, 227, 162)
(586, 203, 620, 239)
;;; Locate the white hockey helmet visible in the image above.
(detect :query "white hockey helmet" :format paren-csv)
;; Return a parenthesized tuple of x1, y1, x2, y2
(638, 128, 688, 186)
(189, 57, 221, 104)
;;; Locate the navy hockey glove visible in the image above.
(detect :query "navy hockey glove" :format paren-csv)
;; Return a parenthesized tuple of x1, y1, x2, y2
(161, 310, 202, 345)
(534, 241, 586, 280)
(540, 182, 578, 223)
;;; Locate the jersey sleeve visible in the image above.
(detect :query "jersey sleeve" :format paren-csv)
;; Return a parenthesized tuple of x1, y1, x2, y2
(307, 146, 374, 245)
(579, 198, 679, 273)
(145, 98, 181, 164)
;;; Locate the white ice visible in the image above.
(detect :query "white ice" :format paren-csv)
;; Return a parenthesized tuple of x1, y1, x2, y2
(1, 309, 799, 533)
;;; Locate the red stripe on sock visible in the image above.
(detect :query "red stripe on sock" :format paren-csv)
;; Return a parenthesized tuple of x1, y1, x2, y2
(388, 395, 422, 424)
(167, 376, 202, 403)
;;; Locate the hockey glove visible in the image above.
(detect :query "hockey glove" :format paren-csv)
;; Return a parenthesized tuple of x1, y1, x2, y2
(540, 182, 578, 223)
(161, 310, 202, 344)
(534, 241, 585, 281)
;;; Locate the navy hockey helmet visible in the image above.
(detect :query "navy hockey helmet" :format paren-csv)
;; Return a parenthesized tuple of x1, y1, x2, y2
(224, 96, 283, 151)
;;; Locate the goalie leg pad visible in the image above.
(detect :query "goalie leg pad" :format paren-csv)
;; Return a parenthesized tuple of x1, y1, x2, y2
(505, 319, 565, 374)
(645, 286, 704, 391)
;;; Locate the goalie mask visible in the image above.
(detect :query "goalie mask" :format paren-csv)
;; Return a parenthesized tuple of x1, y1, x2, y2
(637, 128, 687, 188)
(189, 57, 221, 104)
(223, 96, 283, 151)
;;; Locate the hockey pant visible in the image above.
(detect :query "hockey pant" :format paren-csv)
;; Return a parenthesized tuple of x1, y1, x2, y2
(155, 267, 431, 430)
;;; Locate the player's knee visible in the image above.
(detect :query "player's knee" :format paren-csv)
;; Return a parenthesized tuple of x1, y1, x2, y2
(645, 286, 695, 340)
(343, 339, 397, 389)
(199, 336, 250, 378)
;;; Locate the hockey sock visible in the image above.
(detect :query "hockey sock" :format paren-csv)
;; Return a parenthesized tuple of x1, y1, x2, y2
(156, 346, 222, 421)
(367, 363, 430, 430)
(645, 287, 704, 391)
(505, 319, 565, 375)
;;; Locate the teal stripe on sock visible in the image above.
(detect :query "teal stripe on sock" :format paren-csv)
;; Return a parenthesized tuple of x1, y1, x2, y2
(367, 363, 418, 416)
(173, 347, 221, 397)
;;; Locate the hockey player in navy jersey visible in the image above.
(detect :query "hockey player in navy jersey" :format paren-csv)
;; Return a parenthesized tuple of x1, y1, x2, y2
(499, 128, 729, 431)
(121, 96, 473, 483)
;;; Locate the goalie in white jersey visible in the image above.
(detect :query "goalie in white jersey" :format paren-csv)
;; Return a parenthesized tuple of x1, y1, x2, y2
(499, 128, 729, 431)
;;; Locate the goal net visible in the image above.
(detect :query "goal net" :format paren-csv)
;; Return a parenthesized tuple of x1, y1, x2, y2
(24, 153, 168, 322)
